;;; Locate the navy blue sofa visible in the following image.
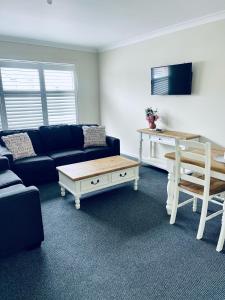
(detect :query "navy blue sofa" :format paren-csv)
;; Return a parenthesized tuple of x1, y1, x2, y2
(0, 124, 120, 186)
(0, 156, 44, 257)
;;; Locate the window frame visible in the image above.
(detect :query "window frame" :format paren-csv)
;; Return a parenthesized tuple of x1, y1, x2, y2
(0, 59, 79, 130)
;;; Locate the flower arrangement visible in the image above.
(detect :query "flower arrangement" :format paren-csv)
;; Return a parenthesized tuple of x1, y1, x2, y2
(145, 107, 159, 129)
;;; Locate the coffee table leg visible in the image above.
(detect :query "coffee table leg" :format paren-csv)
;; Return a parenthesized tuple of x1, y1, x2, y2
(61, 187, 66, 197)
(134, 179, 138, 191)
(75, 195, 80, 210)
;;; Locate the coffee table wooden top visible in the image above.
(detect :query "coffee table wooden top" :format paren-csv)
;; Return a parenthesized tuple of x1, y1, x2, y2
(57, 155, 139, 180)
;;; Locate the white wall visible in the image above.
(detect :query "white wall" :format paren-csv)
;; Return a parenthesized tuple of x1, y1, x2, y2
(0, 41, 100, 124)
(99, 19, 225, 158)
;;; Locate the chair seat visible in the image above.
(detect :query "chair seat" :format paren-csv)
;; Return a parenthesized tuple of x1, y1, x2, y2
(179, 173, 225, 196)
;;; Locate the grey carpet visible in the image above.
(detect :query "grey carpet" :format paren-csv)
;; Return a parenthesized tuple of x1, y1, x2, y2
(1, 165, 225, 300)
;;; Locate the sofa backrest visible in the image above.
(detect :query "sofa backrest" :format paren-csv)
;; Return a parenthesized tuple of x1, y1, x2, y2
(0, 129, 45, 155)
(0, 124, 98, 155)
(39, 124, 75, 152)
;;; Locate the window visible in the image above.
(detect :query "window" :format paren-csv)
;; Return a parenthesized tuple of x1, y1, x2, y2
(0, 60, 78, 130)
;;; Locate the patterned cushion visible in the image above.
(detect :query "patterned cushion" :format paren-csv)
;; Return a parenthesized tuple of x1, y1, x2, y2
(2, 133, 36, 160)
(82, 126, 107, 148)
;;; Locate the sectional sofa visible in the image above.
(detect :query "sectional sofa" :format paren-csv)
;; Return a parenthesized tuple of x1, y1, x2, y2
(0, 124, 120, 256)
(0, 124, 120, 186)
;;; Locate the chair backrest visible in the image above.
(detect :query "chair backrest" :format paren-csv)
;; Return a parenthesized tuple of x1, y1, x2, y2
(174, 140, 211, 196)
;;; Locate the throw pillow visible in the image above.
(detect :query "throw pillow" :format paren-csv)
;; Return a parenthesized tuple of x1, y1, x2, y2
(83, 126, 107, 148)
(2, 133, 36, 160)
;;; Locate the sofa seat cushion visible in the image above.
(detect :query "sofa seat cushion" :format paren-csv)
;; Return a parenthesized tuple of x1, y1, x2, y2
(13, 155, 56, 185)
(84, 146, 113, 161)
(0, 170, 22, 189)
(0, 184, 26, 196)
(49, 149, 85, 166)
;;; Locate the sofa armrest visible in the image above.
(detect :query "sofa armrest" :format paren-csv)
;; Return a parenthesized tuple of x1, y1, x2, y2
(0, 156, 9, 172)
(106, 136, 120, 155)
(0, 145, 13, 166)
(0, 186, 44, 255)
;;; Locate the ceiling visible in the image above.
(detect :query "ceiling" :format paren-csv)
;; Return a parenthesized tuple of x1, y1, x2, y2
(0, 0, 225, 52)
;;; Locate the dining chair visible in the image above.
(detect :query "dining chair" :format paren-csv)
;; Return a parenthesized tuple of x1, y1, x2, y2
(217, 200, 225, 252)
(170, 140, 225, 242)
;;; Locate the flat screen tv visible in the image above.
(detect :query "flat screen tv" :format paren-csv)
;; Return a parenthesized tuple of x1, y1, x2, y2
(151, 63, 192, 95)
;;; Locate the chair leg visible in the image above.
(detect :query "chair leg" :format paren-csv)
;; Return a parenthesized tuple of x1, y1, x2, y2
(196, 196, 209, 240)
(170, 188, 179, 225)
(216, 202, 225, 252)
(193, 197, 197, 212)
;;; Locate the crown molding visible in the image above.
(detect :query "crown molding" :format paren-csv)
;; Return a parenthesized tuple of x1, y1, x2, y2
(99, 10, 225, 52)
(1, 10, 225, 54)
(0, 35, 98, 53)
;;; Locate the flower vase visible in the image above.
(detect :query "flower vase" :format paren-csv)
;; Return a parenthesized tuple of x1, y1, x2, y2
(146, 116, 157, 130)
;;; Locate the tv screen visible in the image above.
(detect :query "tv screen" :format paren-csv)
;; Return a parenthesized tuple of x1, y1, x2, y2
(151, 63, 192, 95)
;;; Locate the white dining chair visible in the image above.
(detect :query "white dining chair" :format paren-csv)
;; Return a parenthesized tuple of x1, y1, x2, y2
(216, 200, 225, 252)
(170, 140, 225, 243)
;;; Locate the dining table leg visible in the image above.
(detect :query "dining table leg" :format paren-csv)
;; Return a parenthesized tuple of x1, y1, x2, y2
(166, 160, 175, 215)
(139, 132, 143, 164)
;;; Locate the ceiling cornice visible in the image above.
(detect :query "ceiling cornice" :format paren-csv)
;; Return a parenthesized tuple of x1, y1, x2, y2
(99, 10, 225, 52)
(0, 10, 225, 54)
(0, 35, 98, 53)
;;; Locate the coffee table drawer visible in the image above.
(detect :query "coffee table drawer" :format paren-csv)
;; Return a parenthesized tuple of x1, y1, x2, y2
(80, 174, 109, 192)
(112, 168, 135, 183)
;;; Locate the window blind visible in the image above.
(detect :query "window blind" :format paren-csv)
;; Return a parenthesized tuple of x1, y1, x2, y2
(44, 70, 76, 125)
(1, 68, 40, 91)
(1, 67, 43, 129)
(0, 61, 77, 130)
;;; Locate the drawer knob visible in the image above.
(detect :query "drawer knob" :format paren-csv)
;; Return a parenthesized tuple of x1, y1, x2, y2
(91, 179, 100, 185)
(120, 172, 127, 177)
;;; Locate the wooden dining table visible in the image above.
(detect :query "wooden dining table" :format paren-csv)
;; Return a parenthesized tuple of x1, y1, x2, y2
(165, 148, 225, 215)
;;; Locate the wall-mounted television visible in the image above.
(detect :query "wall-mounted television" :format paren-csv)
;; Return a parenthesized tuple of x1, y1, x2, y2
(151, 62, 192, 95)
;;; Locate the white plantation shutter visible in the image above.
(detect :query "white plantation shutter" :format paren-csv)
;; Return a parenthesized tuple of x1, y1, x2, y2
(1, 68, 40, 91)
(0, 61, 78, 130)
(4, 94, 43, 129)
(1, 68, 43, 129)
(44, 70, 76, 125)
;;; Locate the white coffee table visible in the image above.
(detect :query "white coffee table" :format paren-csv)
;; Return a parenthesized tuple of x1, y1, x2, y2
(57, 155, 140, 209)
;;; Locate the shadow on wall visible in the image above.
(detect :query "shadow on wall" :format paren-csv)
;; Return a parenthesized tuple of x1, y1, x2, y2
(192, 61, 205, 95)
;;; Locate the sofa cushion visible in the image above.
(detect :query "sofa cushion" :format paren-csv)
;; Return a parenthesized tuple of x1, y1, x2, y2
(70, 124, 98, 149)
(13, 155, 56, 185)
(49, 149, 85, 166)
(2, 133, 36, 160)
(84, 146, 113, 161)
(0, 129, 45, 154)
(0, 170, 22, 189)
(39, 125, 74, 152)
(83, 126, 107, 148)
(70, 125, 84, 149)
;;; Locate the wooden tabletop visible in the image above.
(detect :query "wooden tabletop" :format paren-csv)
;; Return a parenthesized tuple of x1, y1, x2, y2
(165, 148, 225, 174)
(57, 155, 139, 180)
(137, 128, 200, 140)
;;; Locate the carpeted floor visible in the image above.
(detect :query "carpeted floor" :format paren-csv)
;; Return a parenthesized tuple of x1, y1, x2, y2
(1, 165, 225, 300)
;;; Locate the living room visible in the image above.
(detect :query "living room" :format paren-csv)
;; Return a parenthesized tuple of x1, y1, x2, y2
(1, 1, 225, 299)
